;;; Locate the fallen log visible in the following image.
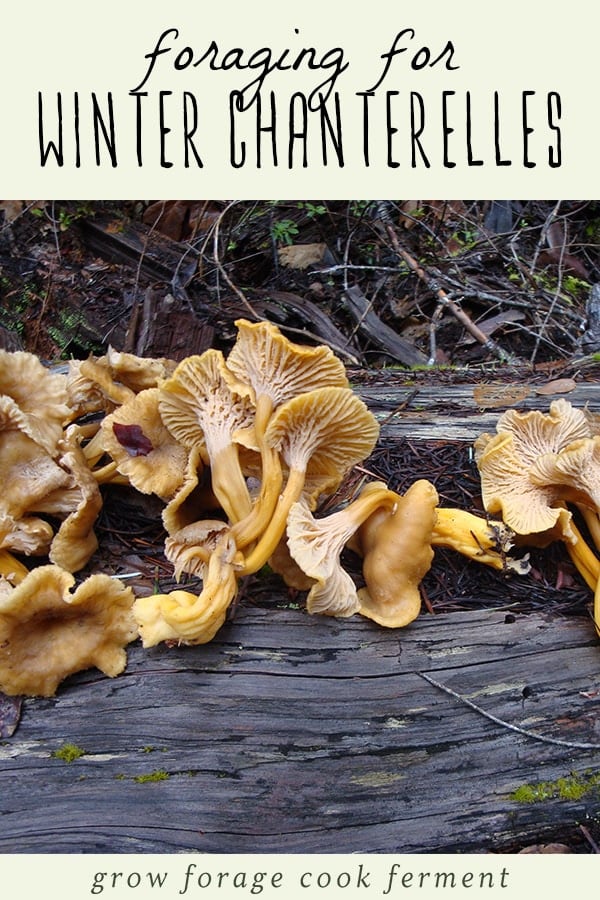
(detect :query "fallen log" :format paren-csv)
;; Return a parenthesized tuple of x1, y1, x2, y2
(1, 606, 598, 853)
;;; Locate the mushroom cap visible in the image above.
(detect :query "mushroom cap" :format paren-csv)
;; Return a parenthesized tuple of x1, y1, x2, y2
(474, 400, 592, 537)
(0, 565, 137, 696)
(159, 350, 256, 523)
(0, 512, 54, 556)
(164, 519, 231, 581)
(46, 427, 103, 572)
(226, 318, 348, 419)
(0, 429, 72, 520)
(159, 349, 254, 458)
(357, 479, 438, 628)
(101, 388, 188, 500)
(267, 536, 316, 591)
(0, 350, 70, 453)
(77, 356, 136, 408)
(105, 347, 176, 393)
(265, 386, 380, 494)
(161, 446, 214, 536)
(530, 436, 600, 510)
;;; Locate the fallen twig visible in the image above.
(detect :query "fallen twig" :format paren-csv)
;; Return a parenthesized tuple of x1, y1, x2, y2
(419, 671, 600, 750)
(374, 203, 516, 363)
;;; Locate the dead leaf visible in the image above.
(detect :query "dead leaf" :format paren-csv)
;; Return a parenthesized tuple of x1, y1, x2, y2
(518, 843, 571, 854)
(462, 309, 525, 344)
(113, 423, 154, 457)
(533, 378, 577, 396)
(0, 200, 46, 224)
(278, 243, 329, 270)
(0, 692, 22, 738)
(472, 384, 530, 409)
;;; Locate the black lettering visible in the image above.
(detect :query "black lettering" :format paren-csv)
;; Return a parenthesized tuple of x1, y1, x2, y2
(465, 91, 483, 165)
(229, 91, 246, 168)
(257, 92, 277, 168)
(386, 90, 400, 168)
(182, 92, 203, 167)
(319, 93, 344, 166)
(38, 92, 64, 166)
(158, 91, 173, 168)
(442, 91, 456, 168)
(548, 91, 562, 167)
(288, 92, 308, 168)
(91, 93, 117, 167)
(410, 92, 429, 167)
(356, 91, 374, 166)
(522, 91, 536, 168)
(133, 92, 147, 166)
(494, 92, 512, 166)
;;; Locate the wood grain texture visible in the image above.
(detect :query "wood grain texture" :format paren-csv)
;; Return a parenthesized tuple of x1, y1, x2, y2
(2, 607, 599, 854)
(357, 382, 600, 441)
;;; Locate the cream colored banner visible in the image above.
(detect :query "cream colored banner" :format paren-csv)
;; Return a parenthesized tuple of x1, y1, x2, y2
(0, 852, 598, 898)
(0, 0, 597, 198)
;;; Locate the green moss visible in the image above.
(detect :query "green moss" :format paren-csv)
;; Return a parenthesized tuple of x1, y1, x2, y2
(51, 743, 86, 763)
(133, 770, 170, 783)
(510, 770, 600, 804)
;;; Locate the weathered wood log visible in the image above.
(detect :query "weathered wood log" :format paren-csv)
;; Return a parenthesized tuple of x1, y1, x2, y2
(357, 381, 600, 441)
(1, 606, 598, 854)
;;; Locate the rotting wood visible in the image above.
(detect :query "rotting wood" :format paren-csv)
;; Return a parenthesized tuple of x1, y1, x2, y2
(125, 285, 214, 361)
(1, 607, 598, 854)
(343, 285, 429, 367)
(354, 381, 600, 441)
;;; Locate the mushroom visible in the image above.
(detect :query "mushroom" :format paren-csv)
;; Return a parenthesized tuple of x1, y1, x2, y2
(134, 532, 241, 647)
(0, 565, 137, 696)
(240, 386, 380, 576)
(226, 319, 349, 547)
(164, 519, 231, 581)
(355, 479, 439, 628)
(161, 446, 213, 536)
(475, 401, 592, 537)
(42, 426, 104, 572)
(0, 350, 70, 454)
(0, 428, 71, 556)
(100, 388, 188, 500)
(431, 508, 530, 575)
(104, 346, 176, 393)
(475, 399, 600, 628)
(159, 349, 256, 524)
(287, 481, 397, 617)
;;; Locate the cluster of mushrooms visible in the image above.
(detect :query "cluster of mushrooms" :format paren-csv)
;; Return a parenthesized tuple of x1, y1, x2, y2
(0, 319, 597, 698)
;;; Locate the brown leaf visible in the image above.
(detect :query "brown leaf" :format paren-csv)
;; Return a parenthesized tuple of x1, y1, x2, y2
(462, 309, 525, 345)
(533, 378, 577, 396)
(112, 423, 154, 457)
(278, 243, 329, 270)
(472, 384, 530, 409)
(518, 843, 571, 854)
(0, 692, 23, 738)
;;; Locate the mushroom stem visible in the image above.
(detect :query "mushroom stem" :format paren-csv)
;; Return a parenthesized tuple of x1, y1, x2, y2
(0, 549, 28, 584)
(92, 460, 129, 485)
(431, 508, 524, 571)
(240, 467, 306, 575)
(575, 503, 600, 553)
(210, 443, 253, 524)
(563, 521, 600, 591)
(231, 394, 283, 548)
(231, 444, 283, 549)
(82, 428, 108, 467)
